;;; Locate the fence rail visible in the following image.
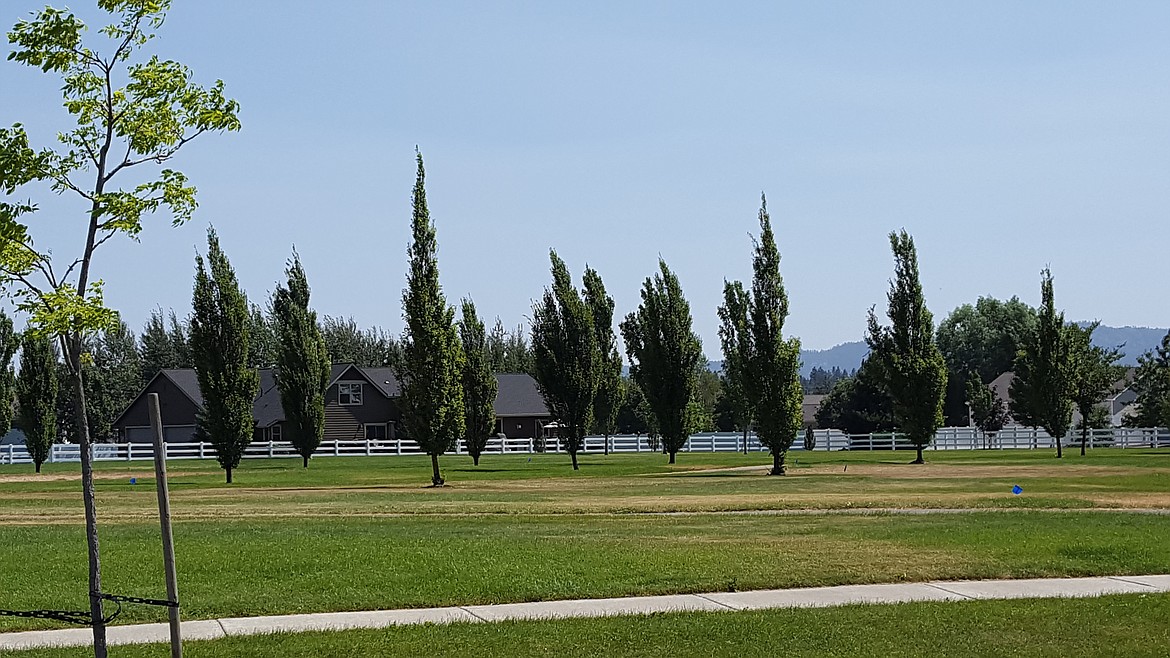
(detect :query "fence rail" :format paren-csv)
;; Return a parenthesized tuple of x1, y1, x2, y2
(2, 426, 1168, 466)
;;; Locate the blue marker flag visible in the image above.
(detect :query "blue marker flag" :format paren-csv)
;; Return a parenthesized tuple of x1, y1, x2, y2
(129, 477, 137, 485)
(1012, 485, 1023, 495)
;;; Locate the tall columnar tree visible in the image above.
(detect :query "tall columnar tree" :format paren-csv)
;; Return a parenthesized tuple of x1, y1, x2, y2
(459, 298, 497, 466)
(965, 373, 1009, 447)
(248, 303, 278, 368)
(717, 280, 753, 453)
(1010, 269, 1073, 458)
(583, 266, 623, 454)
(1066, 322, 1124, 455)
(866, 230, 948, 464)
(396, 152, 465, 486)
(190, 229, 258, 483)
(742, 197, 804, 475)
(0, 312, 19, 438)
(531, 250, 597, 470)
(272, 252, 330, 468)
(1130, 330, 1170, 429)
(620, 259, 703, 464)
(2, 5, 238, 646)
(16, 333, 57, 473)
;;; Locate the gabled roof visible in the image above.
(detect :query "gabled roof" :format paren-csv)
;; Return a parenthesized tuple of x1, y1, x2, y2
(493, 373, 548, 417)
(162, 369, 204, 407)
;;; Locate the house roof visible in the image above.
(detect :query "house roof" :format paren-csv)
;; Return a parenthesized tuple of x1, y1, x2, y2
(802, 394, 826, 425)
(493, 373, 548, 417)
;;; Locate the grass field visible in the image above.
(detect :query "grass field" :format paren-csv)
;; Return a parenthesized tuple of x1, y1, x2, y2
(2, 449, 1169, 644)
(13, 594, 1170, 657)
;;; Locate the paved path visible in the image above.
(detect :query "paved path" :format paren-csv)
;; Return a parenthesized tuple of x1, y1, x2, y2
(3, 574, 1169, 652)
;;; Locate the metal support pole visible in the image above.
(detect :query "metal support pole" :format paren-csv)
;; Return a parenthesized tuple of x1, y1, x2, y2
(148, 394, 182, 658)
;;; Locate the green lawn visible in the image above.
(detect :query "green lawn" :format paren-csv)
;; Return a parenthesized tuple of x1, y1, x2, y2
(13, 593, 1170, 657)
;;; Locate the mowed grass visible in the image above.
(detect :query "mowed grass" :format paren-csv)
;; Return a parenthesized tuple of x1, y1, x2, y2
(13, 594, 1170, 657)
(2, 510, 1169, 632)
(3, 448, 1170, 521)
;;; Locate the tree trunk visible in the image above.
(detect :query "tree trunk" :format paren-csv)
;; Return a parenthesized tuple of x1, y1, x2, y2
(472, 453, 480, 466)
(603, 434, 609, 456)
(742, 428, 748, 455)
(226, 466, 233, 484)
(430, 453, 444, 485)
(770, 451, 785, 475)
(302, 455, 309, 468)
(66, 336, 107, 658)
(912, 446, 924, 464)
(35, 461, 41, 474)
(1056, 436, 1063, 459)
(1080, 425, 1087, 457)
(570, 450, 579, 470)
(668, 451, 676, 464)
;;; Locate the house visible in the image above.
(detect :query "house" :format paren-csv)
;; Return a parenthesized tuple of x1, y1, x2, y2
(113, 364, 402, 443)
(114, 367, 551, 443)
(802, 394, 826, 428)
(983, 370, 1138, 428)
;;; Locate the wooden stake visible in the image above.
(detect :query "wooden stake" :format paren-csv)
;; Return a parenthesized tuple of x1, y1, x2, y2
(148, 393, 182, 658)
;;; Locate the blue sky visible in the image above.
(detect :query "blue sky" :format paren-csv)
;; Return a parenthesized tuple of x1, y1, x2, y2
(2, 1, 1168, 351)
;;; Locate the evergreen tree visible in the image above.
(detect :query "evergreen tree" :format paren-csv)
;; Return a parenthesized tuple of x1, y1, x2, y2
(16, 333, 57, 473)
(86, 322, 142, 442)
(190, 229, 259, 483)
(620, 259, 703, 464)
(1010, 268, 1073, 458)
(320, 316, 399, 367)
(583, 267, 624, 454)
(272, 252, 330, 468)
(742, 197, 804, 475)
(459, 299, 497, 466)
(140, 308, 191, 383)
(1066, 322, 1124, 455)
(531, 250, 597, 470)
(866, 230, 948, 464)
(1130, 330, 1170, 429)
(717, 280, 753, 452)
(0, 312, 18, 438)
(814, 359, 896, 434)
(396, 151, 465, 486)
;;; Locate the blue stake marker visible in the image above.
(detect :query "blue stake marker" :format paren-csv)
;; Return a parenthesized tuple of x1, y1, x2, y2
(130, 477, 137, 485)
(1012, 485, 1023, 495)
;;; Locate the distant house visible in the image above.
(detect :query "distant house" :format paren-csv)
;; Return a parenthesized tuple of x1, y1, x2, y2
(983, 369, 1138, 428)
(0, 429, 26, 446)
(802, 395, 826, 428)
(113, 367, 549, 443)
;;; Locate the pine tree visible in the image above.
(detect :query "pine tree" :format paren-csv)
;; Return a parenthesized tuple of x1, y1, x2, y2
(459, 299, 497, 466)
(866, 230, 948, 464)
(1066, 322, 1124, 456)
(717, 280, 753, 453)
(85, 322, 142, 442)
(190, 228, 259, 483)
(743, 197, 804, 475)
(531, 250, 597, 470)
(396, 151, 465, 486)
(140, 309, 190, 384)
(272, 252, 330, 468)
(583, 267, 624, 454)
(1010, 268, 1073, 458)
(620, 259, 703, 464)
(1130, 330, 1170, 429)
(16, 333, 57, 473)
(0, 312, 19, 438)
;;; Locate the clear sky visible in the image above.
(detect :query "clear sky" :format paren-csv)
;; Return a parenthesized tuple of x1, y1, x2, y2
(2, 1, 1168, 351)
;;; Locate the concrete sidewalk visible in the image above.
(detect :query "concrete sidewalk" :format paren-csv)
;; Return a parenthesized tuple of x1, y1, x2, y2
(3, 574, 1169, 652)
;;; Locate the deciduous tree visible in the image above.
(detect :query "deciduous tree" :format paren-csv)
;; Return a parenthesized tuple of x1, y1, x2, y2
(866, 230, 947, 464)
(583, 267, 623, 454)
(1066, 322, 1124, 456)
(459, 298, 497, 466)
(531, 250, 596, 470)
(620, 259, 703, 464)
(16, 333, 56, 473)
(190, 229, 258, 483)
(965, 373, 1009, 447)
(272, 252, 329, 468)
(1130, 330, 1170, 429)
(396, 152, 464, 485)
(1010, 269, 1073, 458)
(0, 312, 19, 438)
(717, 280, 753, 452)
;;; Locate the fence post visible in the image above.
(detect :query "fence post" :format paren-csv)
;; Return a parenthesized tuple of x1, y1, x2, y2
(396, 437, 402, 456)
(268, 441, 274, 458)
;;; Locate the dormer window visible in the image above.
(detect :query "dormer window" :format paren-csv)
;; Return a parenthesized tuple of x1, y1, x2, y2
(339, 382, 363, 405)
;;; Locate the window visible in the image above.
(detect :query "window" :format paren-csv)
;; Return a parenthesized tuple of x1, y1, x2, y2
(270, 425, 282, 441)
(339, 382, 363, 405)
(365, 424, 387, 441)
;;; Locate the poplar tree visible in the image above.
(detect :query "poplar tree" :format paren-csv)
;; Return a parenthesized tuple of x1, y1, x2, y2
(190, 229, 258, 483)
(866, 230, 947, 464)
(459, 298, 497, 466)
(16, 333, 57, 473)
(620, 259, 703, 464)
(273, 251, 330, 468)
(1010, 268, 1073, 458)
(743, 197, 803, 475)
(0, 312, 18, 438)
(531, 250, 597, 470)
(583, 267, 623, 454)
(397, 152, 465, 486)
(717, 280, 753, 453)
(1065, 322, 1122, 456)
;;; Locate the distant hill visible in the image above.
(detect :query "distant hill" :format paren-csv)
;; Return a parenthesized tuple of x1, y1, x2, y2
(707, 325, 1166, 377)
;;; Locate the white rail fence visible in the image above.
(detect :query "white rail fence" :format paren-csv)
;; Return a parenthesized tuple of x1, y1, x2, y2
(2, 426, 1168, 466)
